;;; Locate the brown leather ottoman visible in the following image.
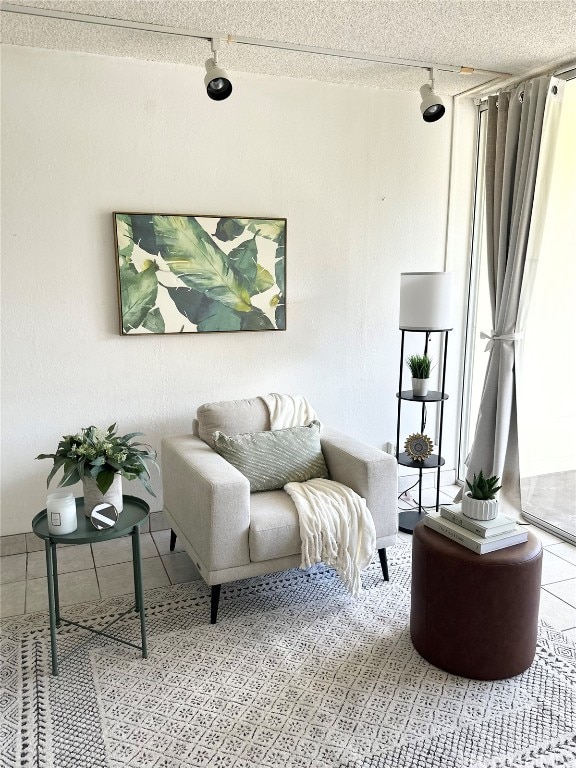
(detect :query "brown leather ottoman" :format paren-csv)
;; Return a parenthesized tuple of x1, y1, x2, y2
(410, 520, 542, 680)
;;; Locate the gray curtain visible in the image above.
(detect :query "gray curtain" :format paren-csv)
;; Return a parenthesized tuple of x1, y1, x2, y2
(465, 76, 553, 517)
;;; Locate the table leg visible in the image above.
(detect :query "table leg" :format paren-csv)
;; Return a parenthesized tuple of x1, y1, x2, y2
(132, 532, 141, 614)
(44, 540, 59, 676)
(131, 528, 147, 658)
(51, 541, 61, 627)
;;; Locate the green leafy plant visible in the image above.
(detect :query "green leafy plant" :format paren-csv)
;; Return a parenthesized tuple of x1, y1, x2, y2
(37, 424, 158, 496)
(406, 354, 432, 379)
(466, 470, 502, 500)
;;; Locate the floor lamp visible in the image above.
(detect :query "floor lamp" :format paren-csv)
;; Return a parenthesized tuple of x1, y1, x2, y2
(396, 272, 453, 533)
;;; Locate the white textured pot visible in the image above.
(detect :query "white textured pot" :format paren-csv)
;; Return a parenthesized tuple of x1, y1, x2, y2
(82, 474, 123, 517)
(412, 378, 429, 397)
(462, 493, 498, 521)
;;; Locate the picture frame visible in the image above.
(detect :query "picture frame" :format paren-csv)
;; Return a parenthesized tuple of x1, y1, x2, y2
(113, 213, 286, 335)
(404, 433, 434, 462)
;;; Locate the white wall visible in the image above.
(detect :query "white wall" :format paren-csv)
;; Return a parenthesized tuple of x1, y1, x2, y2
(1, 44, 456, 536)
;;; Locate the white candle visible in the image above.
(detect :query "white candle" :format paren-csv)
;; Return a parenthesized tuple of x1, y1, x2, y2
(47, 491, 77, 535)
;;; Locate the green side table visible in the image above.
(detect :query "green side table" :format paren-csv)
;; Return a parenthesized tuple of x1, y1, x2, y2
(32, 495, 150, 676)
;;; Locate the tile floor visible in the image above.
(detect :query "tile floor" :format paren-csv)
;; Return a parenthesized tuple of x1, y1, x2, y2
(1, 495, 576, 644)
(0, 510, 201, 618)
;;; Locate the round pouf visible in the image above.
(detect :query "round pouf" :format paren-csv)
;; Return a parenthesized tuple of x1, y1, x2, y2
(410, 521, 542, 680)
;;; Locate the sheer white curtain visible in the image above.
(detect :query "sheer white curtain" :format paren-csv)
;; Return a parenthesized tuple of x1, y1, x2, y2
(464, 76, 564, 518)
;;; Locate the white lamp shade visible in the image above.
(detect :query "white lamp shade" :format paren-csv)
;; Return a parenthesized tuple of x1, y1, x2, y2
(399, 272, 453, 330)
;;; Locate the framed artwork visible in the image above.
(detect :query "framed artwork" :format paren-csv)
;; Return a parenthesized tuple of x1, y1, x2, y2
(113, 213, 286, 335)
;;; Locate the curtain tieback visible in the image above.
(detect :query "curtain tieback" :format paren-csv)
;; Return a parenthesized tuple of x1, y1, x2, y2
(480, 331, 524, 351)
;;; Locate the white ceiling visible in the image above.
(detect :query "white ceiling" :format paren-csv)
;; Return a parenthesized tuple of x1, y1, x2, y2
(1, 1, 575, 95)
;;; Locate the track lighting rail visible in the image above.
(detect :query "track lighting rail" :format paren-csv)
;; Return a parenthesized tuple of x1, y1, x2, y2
(0, 2, 510, 79)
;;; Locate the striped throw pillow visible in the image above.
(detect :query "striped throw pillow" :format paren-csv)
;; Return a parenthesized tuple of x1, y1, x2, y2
(213, 420, 329, 492)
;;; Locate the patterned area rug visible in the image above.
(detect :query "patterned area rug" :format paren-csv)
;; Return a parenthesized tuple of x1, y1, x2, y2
(1, 542, 576, 768)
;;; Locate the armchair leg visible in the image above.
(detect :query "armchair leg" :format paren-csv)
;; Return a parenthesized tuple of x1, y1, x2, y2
(211, 584, 221, 624)
(378, 548, 389, 581)
(169, 529, 177, 552)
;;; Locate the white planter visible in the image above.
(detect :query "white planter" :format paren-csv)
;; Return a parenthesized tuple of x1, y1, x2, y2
(462, 493, 498, 521)
(82, 474, 123, 517)
(412, 378, 429, 397)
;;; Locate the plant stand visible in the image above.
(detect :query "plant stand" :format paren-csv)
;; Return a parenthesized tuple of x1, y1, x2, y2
(32, 496, 149, 675)
(396, 329, 450, 534)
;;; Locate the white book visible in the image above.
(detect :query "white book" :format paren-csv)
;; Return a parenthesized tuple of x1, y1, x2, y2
(424, 512, 528, 554)
(440, 504, 517, 538)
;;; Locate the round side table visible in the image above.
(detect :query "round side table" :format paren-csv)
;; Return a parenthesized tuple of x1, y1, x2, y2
(410, 520, 542, 680)
(32, 495, 150, 675)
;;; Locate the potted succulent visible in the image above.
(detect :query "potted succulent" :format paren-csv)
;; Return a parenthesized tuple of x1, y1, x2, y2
(406, 353, 432, 397)
(462, 470, 502, 521)
(37, 424, 158, 516)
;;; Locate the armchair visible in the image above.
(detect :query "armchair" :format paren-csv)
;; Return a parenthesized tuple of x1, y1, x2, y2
(161, 396, 398, 622)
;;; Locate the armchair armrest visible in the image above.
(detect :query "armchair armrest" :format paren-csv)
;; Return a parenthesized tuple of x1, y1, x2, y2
(161, 435, 251, 572)
(321, 428, 398, 539)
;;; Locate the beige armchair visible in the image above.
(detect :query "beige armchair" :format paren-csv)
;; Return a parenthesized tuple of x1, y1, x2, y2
(161, 396, 398, 622)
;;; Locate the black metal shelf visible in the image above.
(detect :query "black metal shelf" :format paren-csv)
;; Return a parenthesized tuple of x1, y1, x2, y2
(397, 508, 427, 533)
(396, 390, 449, 402)
(396, 328, 450, 535)
(397, 452, 446, 469)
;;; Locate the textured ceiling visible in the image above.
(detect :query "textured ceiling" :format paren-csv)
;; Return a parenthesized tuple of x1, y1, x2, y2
(1, 1, 576, 95)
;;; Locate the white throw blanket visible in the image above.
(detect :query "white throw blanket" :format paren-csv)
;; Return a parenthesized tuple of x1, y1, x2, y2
(262, 393, 376, 595)
(263, 393, 320, 430)
(284, 478, 376, 596)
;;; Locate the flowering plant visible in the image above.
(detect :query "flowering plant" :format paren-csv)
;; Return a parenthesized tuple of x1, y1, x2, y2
(37, 424, 158, 496)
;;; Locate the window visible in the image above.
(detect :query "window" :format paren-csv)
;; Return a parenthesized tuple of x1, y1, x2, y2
(458, 105, 488, 481)
(460, 78, 576, 543)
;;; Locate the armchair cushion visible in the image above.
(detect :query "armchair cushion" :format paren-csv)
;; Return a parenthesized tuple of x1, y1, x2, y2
(249, 490, 301, 562)
(213, 420, 329, 492)
(197, 397, 270, 448)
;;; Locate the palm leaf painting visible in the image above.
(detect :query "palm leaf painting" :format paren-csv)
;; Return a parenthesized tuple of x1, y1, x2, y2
(113, 214, 286, 334)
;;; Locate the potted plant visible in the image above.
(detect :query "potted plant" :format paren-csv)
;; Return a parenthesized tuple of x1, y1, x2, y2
(462, 470, 502, 521)
(406, 353, 432, 397)
(37, 424, 158, 516)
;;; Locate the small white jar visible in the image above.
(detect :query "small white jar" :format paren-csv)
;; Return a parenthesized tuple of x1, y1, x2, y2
(47, 491, 77, 535)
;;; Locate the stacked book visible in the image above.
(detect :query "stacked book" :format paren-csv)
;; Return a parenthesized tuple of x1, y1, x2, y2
(425, 504, 528, 554)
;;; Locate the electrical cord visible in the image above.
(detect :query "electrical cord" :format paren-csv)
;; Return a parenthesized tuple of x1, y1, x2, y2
(398, 502, 442, 512)
(397, 479, 420, 501)
(398, 481, 456, 512)
(397, 478, 433, 511)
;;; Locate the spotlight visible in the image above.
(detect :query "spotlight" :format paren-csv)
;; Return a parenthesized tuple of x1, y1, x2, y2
(204, 39, 232, 101)
(419, 69, 445, 122)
